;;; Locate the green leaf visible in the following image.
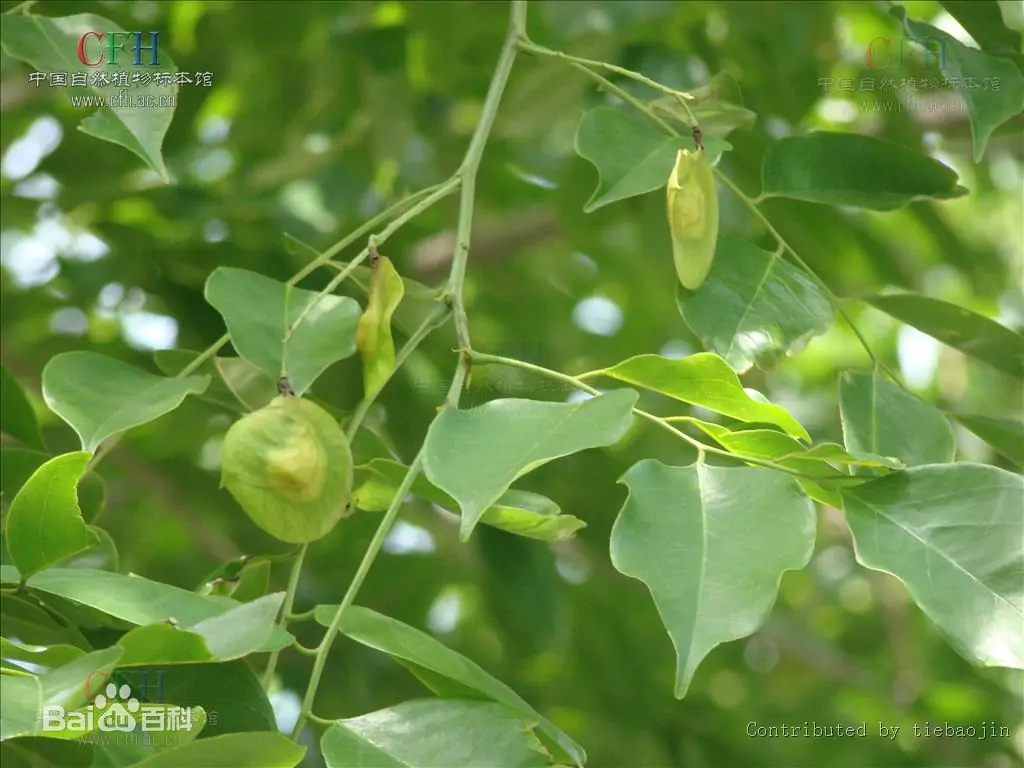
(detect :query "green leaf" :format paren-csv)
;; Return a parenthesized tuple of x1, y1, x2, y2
(1, 675, 41, 741)
(0, 15, 177, 182)
(682, 418, 903, 506)
(230, 559, 272, 603)
(23, 568, 291, 650)
(0, 637, 85, 669)
(761, 132, 967, 210)
(196, 554, 275, 600)
(422, 390, 637, 541)
(220, 396, 354, 543)
(116, 593, 288, 665)
(356, 256, 405, 398)
(839, 371, 955, 467)
(574, 107, 729, 212)
(321, 700, 552, 768)
(355, 459, 586, 542)
(313, 606, 585, 767)
(39, 646, 122, 712)
(5, 452, 98, 579)
(864, 294, 1024, 379)
(611, 460, 816, 697)
(895, 8, 1024, 161)
(677, 237, 834, 373)
(939, 0, 1023, 54)
(951, 413, 1024, 466)
(843, 464, 1024, 668)
(214, 358, 278, 412)
(0, 366, 45, 451)
(600, 354, 809, 440)
(1, 449, 105, 524)
(0, 594, 90, 649)
(204, 267, 362, 396)
(124, 732, 304, 768)
(41, 353, 209, 454)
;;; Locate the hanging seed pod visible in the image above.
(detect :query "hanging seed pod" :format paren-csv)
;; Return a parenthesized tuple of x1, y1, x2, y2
(666, 146, 719, 290)
(220, 395, 353, 544)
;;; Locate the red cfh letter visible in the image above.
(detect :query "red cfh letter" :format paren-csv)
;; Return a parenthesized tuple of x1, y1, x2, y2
(77, 31, 104, 67)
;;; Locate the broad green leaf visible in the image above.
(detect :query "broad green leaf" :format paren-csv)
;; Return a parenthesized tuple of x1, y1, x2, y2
(116, 593, 287, 665)
(0, 366, 45, 451)
(205, 267, 362, 396)
(313, 605, 585, 767)
(0, 637, 85, 668)
(761, 132, 967, 210)
(220, 396, 354, 543)
(0, 15, 177, 181)
(843, 464, 1024, 668)
(41, 353, 209, 454)
(214, 357, 277, 412)
(0, 594, 90, 649)
(599, 354, 809, 440)
(0, 449, 105, 524)
(574, 107, 730, 212)
(23, 568, 291, 650)
(125, 732, 304, 768)
(839, 371, 955, 467)
(422, 390, 637, 541)
(895, 8, 1024, 161)
(356, 256, 404, 398)
(196, 554, 277, 599)
(229, 559, 272, 603)
(153, 350, 243, 413)
(682, 418, 902, 506)
(939, 0, 1023, 53)
(1, 675, 41, 741)
(677, 237, 834, 373)
(321, 700, 551, 768)
(5, 452, 98, 578)
(355, 459, 586, 542)
(611, 460, 816, 697)
(951, 414, 1024, 466)
(39, 646, 122, 712)
(865, 294, 1024, 379)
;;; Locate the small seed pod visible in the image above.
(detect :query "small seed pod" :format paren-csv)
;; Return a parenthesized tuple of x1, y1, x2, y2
(220, 395, 353, 544)
(666, 147, 719, 290)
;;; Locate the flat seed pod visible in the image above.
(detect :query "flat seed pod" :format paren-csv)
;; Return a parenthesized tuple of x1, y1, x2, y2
(667, 147, 719, 290)
(220, 395, 353, 543)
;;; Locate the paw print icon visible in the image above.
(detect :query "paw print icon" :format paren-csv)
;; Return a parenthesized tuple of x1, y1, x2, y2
(95, 684, 140, 732)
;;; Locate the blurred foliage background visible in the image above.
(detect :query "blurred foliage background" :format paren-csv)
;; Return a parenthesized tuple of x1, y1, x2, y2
(1, 1, 1022, 766)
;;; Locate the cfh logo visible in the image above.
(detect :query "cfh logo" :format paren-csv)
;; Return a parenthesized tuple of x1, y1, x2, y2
(866, 36, 946, 70)
(76, 31, 161, 67)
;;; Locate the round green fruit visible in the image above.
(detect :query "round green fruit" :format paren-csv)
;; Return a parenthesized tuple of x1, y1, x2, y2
(220, 395, 353, 543)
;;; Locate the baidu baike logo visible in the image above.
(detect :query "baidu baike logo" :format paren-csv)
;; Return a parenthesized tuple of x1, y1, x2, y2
(41, 682, 202, 746)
